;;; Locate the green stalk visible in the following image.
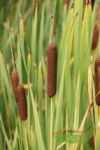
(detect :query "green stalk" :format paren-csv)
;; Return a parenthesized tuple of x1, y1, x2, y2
(50, 99, 53, 150)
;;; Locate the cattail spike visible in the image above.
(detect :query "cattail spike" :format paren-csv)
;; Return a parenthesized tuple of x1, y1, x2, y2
(17, 85, 27, 120)
(47, 43, 57, 97)
(11, 69, 19, 102)
(91, 24, 99, 50)
(95, 58, 100, 106)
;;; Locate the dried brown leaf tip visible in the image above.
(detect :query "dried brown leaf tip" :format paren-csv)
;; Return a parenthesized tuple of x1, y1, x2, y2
(86, 0, 91, 5)
(63, 0, 70, 9)
(91, 24, 99, 50)
(47, 43, 57, 97)
(95, 58, 100, 106)
(86, 0, 95, 8)
(11, 69, 19, 102)
(91, 0, 95, 8)
(17, 85, 27, 120)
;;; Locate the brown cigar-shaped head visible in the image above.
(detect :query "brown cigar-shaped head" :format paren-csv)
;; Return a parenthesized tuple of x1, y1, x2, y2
(47, 43, 57, 97)
(91, 24, 99, 50)
(17, 85, 27, 120)
(95, 58, 100, 106)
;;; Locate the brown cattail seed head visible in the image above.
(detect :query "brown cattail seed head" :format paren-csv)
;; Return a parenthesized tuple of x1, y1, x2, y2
(91, 24, 99, 50)
(47, 43, 57, 97)
(89, 136, 95, 150)
(95, 58, 100, 106)
(17, 85, 27, 120)
(11, 69, 19, 102)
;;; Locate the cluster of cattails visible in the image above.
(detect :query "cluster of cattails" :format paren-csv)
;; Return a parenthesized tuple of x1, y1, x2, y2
(11, 69, 27, 120)
(47, 43, 57, 97)
(91, 24, 99, 50)
(95, 58, 100, 106)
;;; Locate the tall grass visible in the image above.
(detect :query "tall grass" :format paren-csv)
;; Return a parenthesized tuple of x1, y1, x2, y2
(0, 0, 100, 149)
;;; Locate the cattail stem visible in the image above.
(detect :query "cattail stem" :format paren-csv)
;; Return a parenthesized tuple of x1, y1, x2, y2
(9, 28, 16, 69)
(95, 58, 100, 106)
(50, 100, 53, 150)
(49, 12, 55, 44)
(47, 44, 57, 97)
(17, 85, 27, 120)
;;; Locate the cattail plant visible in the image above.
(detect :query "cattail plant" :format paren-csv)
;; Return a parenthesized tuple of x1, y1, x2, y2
(95, 58, 100, 106)
(47, 14, 57, 97)
(17, 85, 27, 120)
(11, 69, 19, 102)
(91, 24, 99, 50)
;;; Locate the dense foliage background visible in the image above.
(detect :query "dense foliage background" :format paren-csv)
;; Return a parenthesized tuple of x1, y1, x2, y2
(0, 0, 100, 150)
